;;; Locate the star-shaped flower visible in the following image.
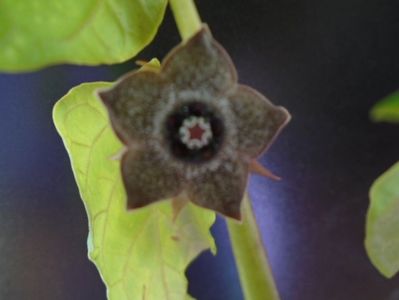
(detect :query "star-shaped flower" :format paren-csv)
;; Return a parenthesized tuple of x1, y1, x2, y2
(98, 25, 290, 220)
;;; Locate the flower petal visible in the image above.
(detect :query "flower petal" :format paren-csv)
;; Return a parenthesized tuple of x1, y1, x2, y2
(98, 70, 166, 144)
(229, 85, 291, 158)
(121, 148, 184, 209)
(186, 159, 249, 220)
(162, 25, 237, 97)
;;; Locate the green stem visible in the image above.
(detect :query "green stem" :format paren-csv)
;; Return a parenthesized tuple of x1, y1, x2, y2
(227, 194, 280, 300)
(169, 1, 280, 299)
(169, 0, 202, 41)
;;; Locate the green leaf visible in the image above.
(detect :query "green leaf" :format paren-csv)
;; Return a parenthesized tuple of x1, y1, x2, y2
(365, 162, 399, 278)
(0, 0, 167, 72)
(370, 91, 399, 123)
(53, 81, 216, 299)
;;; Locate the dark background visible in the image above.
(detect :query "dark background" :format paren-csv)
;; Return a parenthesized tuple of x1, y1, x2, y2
(1, 0, 399, 299)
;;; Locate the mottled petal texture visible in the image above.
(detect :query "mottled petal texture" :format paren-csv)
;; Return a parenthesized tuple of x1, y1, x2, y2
(187, 159, 249, 220)
(229, 85, 291, 158)
(99, 71, 166, 144)
(162, 26, 237, 96)
(122, 149, 184, 209)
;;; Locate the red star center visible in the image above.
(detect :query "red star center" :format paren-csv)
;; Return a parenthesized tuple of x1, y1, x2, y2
(179, 116, 213, 149)
(188, 124, 206, 141)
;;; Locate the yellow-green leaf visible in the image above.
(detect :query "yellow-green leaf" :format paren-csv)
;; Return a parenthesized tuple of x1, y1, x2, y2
(370, 91, 399, 123)
(365, 162, 399, 278)
(53, 81, 216, 299)
(0, 0, 167, 72)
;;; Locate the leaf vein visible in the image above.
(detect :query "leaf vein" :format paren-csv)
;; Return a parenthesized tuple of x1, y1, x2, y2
(66, 0, 105, 41)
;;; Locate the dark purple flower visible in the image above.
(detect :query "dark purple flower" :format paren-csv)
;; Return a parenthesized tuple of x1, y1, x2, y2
(98, 25, 290, 220)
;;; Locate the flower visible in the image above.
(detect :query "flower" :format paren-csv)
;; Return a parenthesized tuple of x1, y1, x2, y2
(98, 25, 290, 220)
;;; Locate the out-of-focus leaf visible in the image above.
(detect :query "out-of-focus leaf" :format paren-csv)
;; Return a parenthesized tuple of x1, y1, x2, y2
(370, 91, 399, 123)
(0, 0, 167, 72)
(53, 81, 216, 299)
(365, 162, 399, 278)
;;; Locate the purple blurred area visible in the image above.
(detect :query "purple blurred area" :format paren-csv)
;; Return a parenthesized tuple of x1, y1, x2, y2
(1, 0, 399, 299)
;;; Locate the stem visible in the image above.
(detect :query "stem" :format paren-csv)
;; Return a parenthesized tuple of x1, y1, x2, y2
(227, 194, 280, 300)
(169, 0, 202, 41)
(169, 1, 280, 299)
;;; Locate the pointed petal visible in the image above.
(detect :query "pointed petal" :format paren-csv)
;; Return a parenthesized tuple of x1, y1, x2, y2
(171, 195, 189, 222)
(98, 70, 166, 144)
(121, 148, 184, 209)
(162, 25, 237, 97)
(249, 160, 281, 181)
(187, 159, 249, 220)
(229, 85, 291, 158)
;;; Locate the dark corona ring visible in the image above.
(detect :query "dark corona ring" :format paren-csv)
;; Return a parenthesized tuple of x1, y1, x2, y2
(164, 102, 225, 163)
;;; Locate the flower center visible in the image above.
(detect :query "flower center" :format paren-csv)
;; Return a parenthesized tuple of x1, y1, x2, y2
(179, 116, 213, 149)
(164, 102, 224, 163)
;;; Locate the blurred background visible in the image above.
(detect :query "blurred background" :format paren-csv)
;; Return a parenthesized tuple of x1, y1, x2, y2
(1, 0, 399, 299)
